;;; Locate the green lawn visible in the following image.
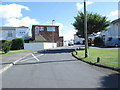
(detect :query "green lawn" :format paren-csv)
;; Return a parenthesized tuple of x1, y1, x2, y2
(0, 49, 42, 56)
(73, 48, 119, 68)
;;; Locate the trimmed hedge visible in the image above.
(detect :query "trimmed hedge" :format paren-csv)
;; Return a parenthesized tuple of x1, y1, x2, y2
(94, 37, 104, 47)
(2, 40, 12, 53)
(11, 38, 24, 50)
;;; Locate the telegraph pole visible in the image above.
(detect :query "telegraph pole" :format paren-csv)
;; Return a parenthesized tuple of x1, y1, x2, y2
(84, 0, 88, 57)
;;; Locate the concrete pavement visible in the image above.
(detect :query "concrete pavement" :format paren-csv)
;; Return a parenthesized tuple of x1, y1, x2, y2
(1, 46, 119, 88)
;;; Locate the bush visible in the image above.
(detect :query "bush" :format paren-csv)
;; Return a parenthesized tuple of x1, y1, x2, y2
(94, 37, 104, 46)
(2, 40, 12, 53)
(88, 38, 92, 46)
(24, 39, 29, 43)
(11, 38, 24, 50)
(0, 40, 7, 50)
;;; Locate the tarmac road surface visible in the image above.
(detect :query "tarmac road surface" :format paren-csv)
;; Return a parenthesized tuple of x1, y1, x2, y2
(2, 45, 119, 88)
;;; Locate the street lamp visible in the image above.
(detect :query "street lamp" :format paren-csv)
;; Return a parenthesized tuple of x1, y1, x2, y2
(84, 0, 88, 57)
(52, 20, 55, 48)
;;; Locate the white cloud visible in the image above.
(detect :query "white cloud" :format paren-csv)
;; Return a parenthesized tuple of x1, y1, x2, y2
(54, 22, 64, 29)
(5, 16, 40, 27)
(107, 10, 120, 20)
(108, 10, 118, 17)
(59, 26, 76, 41)
(76, 1, 93, 10)
(63, 30, 76, 41)
(0, 3, 29, 19)
(0, 3, 40, 27)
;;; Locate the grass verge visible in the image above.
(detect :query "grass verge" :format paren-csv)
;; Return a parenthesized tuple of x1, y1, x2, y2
(73, 48, 119, 68)
(0, 49, 42, 56)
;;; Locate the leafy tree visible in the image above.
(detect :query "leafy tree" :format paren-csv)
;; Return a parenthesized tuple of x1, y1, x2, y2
(73, 12, 110, 38)
(2, 40, 12, 53)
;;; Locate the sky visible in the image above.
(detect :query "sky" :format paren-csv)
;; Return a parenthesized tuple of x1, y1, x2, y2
(0, 1, 119, 41)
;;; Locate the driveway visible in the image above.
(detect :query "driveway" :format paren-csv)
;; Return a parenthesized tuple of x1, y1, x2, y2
(2, 46, 119, 88)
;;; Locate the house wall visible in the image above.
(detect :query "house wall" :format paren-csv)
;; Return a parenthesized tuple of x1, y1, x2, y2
(74, 34, 83, 44)
(16, 27, 30, 39)
(24, 42, 57, 49)
(32, 25, 59, 42)
(0, 27, 30, 40)
(104, 21, 120, 41)
(0, 30, 16, 40)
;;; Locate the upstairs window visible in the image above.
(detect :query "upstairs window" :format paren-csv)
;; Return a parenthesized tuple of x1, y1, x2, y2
(35, 26, 39, 31)
(8, 31, 12, 37)
(39, 27, 44, 31)
(35, 26, 44, 31)
(47, 27, 55, 31)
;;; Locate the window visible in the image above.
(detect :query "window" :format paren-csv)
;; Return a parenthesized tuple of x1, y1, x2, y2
(39, 27, 44, 31)
(35, 26, 39, 31)
(108, 37, 112, 41)
(47, 27, 55, 31)
(118, 38, 120, 41)
(8, 31, 12, 37)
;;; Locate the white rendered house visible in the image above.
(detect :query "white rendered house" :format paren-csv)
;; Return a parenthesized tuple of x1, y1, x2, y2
(102, 18, 120, 46)
(0, 26, 30, 40)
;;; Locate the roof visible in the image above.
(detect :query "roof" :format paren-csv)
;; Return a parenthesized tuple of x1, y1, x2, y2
(0, 26, 29, 30)
(17, 26, 28, 28)
(32, 25, 59, 27)
(111, 18, 120, 24)
(0, 27, 16, 30)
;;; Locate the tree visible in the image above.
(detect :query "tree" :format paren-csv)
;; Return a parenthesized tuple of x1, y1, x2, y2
(2, 40, 12, 53)
(73, 12, 110, 38)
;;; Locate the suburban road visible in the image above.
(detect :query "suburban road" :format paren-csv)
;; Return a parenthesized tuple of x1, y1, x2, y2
(2, 46, 119, 88)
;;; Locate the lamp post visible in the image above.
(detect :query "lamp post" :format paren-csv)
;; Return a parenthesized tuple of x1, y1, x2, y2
(84, 0, 88, 57)
(52, 20, 55, 48)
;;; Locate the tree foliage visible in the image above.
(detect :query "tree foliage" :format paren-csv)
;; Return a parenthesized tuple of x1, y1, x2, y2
(11, 38, 24, 50)
(2, 40, 12, 53)
(73, 12, 110, 38)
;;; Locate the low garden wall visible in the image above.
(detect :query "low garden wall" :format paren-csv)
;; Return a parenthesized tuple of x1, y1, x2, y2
(24, 42, 57, 49)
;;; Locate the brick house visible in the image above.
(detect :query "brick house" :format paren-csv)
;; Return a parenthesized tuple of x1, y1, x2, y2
(32, 25, 63, 46)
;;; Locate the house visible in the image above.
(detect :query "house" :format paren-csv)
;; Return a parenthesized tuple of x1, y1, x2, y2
(74, 34, 84, 44)
(101, 18, 120, 46)
(0, 26, 30, 40)
(32, 25, 63, 46)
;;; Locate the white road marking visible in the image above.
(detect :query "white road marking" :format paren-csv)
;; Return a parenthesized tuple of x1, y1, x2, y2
(0, 53, 31, 74)
(20, 54, 44, 62)
(32, 53, 40, 61)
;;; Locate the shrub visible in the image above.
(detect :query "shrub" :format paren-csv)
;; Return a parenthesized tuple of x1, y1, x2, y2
(2, 40, 12, 53)
(11, 38, 24, 50)
(24, 39, 29, 43)
(88, 38, 92, 46)
(94, 37, 104, 46)
(0, 40, 7, 50)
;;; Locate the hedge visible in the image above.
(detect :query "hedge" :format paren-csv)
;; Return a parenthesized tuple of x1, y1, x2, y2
(94, 37, 104, 47)
(11, 38, 24, 50)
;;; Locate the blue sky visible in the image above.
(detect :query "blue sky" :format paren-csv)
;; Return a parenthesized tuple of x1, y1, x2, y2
(0, 1, 119, 40)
